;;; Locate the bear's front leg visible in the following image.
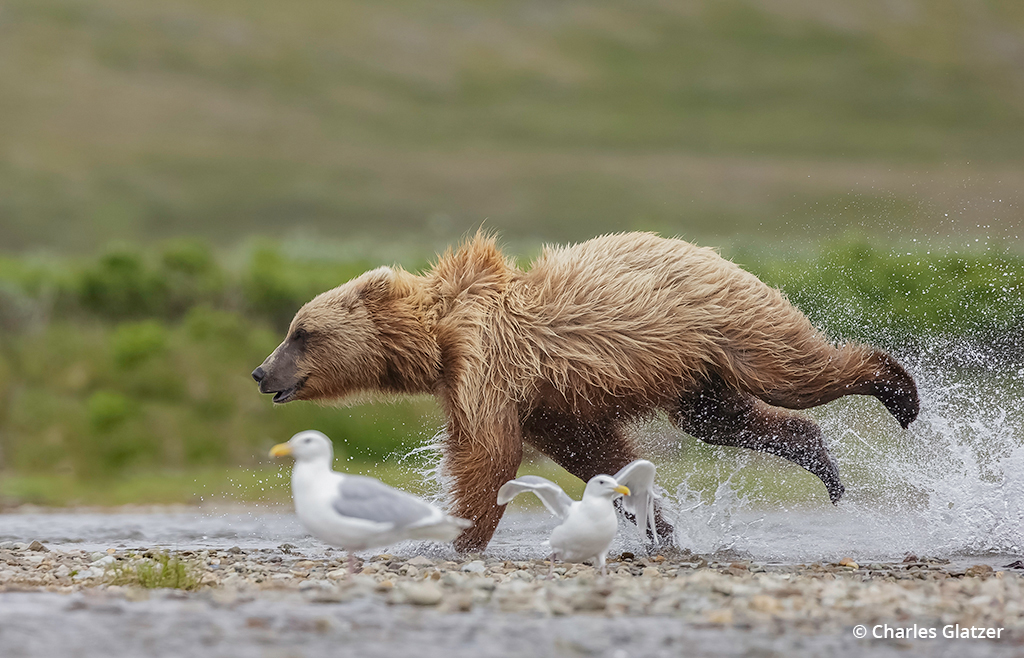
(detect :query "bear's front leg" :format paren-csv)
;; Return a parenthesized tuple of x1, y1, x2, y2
(444, 413, 524, 552)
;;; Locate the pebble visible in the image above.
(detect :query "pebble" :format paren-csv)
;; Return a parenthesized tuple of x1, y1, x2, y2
(401, 582, 444, 606)
(966, 564, 995, 578)
(705, 608, 734, 625)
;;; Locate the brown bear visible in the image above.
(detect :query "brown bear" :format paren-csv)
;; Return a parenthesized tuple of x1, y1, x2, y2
(253, 232, 919, 551)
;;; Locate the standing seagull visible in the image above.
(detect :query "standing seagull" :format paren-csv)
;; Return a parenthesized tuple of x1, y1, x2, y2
(270, 430, 472, 573)
(497, 460, 660, 577)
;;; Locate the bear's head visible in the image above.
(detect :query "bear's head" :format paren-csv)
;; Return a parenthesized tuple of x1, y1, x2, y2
(252, 266, 439, 404)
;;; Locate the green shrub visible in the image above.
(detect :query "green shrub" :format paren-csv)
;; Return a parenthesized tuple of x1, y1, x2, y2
(158, 239, 227, 316)
(241, 246, 301, 330)
(0, 282, 42, 333)
(737, 238, 1024, 347)
(86, 390, 135, 432)
(78, 248, 168, 320)
(111, 320, 169, 369)
(241, 243, 372, 330)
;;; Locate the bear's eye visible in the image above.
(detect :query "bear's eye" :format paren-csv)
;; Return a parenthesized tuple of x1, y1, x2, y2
(290, 328, 308, 343)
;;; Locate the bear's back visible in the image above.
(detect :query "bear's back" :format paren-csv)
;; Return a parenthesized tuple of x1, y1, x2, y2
(520, 232, 771, 326)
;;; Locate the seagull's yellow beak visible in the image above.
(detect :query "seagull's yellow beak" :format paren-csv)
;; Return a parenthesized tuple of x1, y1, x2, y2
(614, 485, 630, 496)
(269, 443, 292, 458)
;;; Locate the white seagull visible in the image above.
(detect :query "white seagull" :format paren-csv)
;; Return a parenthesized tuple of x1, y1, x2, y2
(270, 430, 472, 572)
(497, 460, 660, 577)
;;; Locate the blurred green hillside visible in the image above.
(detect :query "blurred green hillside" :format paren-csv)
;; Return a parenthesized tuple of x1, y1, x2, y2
(2, 0, 1024, 251)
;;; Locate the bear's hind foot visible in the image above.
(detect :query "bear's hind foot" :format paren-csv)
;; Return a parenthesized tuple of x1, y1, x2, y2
(869, 352, 920, 429)
(818, 452, 845, 505)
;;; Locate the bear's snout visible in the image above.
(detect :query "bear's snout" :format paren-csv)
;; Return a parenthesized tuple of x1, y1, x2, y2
(252, 343, 307, 404)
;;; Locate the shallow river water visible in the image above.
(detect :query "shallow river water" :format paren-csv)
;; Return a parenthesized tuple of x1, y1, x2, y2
(0, 505, 1018, 568)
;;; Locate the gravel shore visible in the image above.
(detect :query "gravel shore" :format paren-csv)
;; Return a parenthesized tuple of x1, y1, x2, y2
(3, 539, 1024, 657)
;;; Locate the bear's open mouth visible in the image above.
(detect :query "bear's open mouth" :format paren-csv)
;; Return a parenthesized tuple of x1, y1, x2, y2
(270, 378, 306, 404)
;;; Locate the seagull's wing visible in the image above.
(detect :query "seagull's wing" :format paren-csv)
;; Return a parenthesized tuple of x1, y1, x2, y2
(613, 459, 660, 543)
(497, 475, 574, 521)
(332, 475, 439, 529)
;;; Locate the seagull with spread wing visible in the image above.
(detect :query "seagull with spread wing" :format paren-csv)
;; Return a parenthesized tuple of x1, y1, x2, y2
(270, 430, 472, 573)
(497, 460, 660, 577)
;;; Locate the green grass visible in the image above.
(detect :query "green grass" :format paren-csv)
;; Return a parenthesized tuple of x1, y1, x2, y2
(1, 0, 1023, 251)
(106, 551, 202, 590)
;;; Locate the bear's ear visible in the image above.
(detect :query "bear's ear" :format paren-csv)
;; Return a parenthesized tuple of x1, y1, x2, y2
(359, 266, 395, 303)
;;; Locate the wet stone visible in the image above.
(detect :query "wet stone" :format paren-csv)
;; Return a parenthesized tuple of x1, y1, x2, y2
(461, 560, 486, 574)
(401, 582, 445, 606)
(966, 564, 995, 578)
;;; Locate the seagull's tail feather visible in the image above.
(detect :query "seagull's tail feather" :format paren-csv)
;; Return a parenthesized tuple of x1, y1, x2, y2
(405, 514, 473, 542)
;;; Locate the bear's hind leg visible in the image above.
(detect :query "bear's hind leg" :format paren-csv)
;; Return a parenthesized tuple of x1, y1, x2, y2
(752, 346, 919, 429)
(673, 376, 844, 504)
(522, 409, 675, 544)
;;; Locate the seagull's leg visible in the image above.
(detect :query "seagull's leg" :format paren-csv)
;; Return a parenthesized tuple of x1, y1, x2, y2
(547, 553, 555, 580)
(596, 553, 607, 578)
(523, 408, 676, 547)
(347, 551, 357, 576)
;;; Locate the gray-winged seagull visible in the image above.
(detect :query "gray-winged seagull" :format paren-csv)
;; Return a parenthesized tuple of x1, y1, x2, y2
(497, 459, 660, 577)
(270, 430, 472, 573)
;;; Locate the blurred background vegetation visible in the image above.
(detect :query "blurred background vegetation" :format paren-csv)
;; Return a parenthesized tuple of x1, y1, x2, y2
(0, 0, 1022, 506)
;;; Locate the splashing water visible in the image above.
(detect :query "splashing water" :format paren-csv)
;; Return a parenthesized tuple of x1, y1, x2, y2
(650, 342, 1024, 563)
